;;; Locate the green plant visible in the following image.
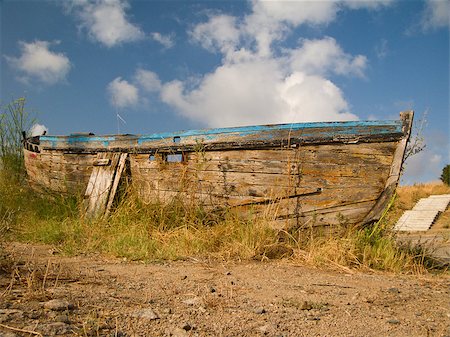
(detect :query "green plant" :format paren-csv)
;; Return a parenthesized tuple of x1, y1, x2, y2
(440, 164, 450, 185)
(0, 97, 34, 179)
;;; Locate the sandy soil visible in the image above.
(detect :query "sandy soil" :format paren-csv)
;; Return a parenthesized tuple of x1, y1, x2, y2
(0, 242, 449, 337)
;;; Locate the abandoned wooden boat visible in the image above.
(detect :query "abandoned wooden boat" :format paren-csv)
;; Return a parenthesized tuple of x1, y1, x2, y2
(23, 111, 413, 228)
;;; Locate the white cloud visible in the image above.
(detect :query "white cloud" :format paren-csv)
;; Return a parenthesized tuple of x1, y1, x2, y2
(5, 40, 71, 85)
(161, 60, 284, 127)
(110, 0, 392, 127)
(251, 1, 339, 26)
(243, 1, 339, 57)
(289, 37, 367, 78)
(190, 14, 240, 57)
(107, 69, 163, 109)
(107, 77, 139, 108)
(343, 0, 394, 10)
(421, 0, 449, 30)
(160, 58, 356, 127)
(243, 0, 393, 57)
(29, 123, 48, 136)
(158, 0, 382, 127)
(134, 69, 161, 92)
(277, 72, 356, 122)
(150, 32, 175, 49)
(69, 0, 144, 47)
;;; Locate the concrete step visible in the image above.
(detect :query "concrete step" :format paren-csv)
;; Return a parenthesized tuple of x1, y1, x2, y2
(394, 210, 440, 232)
(394, 193, 450, 232)
(413, 194, 450, 212)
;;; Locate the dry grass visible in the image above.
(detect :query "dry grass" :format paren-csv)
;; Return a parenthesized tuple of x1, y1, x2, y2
(1, 162, 448, 274)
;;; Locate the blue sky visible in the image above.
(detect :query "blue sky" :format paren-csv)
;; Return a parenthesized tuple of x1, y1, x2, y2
(1, 0, 449, 184)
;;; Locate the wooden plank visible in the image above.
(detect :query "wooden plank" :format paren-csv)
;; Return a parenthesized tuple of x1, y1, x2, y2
(234, 200, 376, 230)
(84, 152, 122, 219)
(104, 153, 128, 217)
(133, 155, 390, 177)
(130, 167, 385, 195)
(130, 141, 397, 165)
(38, 117, 406, 152)
(93, 158, 111, 166)
(363, 111, 413, 224)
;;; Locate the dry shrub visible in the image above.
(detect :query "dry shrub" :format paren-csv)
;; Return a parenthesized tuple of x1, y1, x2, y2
(2, 171, 446, 273)
(397, 182, 450, 210)
(292, 224, 430, 273)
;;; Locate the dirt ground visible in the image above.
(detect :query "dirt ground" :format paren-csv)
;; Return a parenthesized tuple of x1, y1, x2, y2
(0, 242, 449, 337)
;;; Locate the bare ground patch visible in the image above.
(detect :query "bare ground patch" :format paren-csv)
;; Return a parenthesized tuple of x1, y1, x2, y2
(0, 242, 449, 337)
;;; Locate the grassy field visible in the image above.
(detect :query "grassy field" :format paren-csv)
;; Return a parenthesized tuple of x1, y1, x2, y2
(1, 162, 449, 274)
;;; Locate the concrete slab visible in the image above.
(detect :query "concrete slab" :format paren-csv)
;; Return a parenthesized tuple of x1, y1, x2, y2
(394, 194, 450, 232)
(394, 210, 439, 231)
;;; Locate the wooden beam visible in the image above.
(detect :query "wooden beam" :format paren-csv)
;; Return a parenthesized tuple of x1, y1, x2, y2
(104, 153, 128, 218)
(84, 152, 125, 220)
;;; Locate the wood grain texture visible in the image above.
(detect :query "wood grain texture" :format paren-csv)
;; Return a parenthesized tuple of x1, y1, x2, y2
(129, 141, 394, 228)
(84, 152, 123, 219)
(23, 112, 413, 228)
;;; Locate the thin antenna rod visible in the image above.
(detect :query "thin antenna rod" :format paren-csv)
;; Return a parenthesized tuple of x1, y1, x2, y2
(113, 96, 126, 134)
(116, 107, 120, 134)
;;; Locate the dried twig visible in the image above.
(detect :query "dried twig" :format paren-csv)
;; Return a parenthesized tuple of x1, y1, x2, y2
(42, 259, 50, 290)
(0, 323, 43, 336)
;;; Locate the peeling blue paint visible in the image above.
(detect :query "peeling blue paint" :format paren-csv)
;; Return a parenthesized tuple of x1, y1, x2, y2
(40, 119, 403, 149)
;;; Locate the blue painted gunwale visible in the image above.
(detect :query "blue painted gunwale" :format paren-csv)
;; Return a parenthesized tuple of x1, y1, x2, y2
(39, 119, 404, 149)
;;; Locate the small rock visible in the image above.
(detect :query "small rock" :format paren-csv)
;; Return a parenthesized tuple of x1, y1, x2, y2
(254, 307, 266, 314)
(27, 310, 41, 319)
(352, 293, 360, 301)
(55, 314, 70, 324)
(388, 288, 400, 294)
(258, 324, 276, 334)
(307, 316, 321, 321)
(226, 271, 232, 276)
(170, 328, 188, 337)
(182, 323, 193, 331)
(44, 299, 73, 311)
(300, 301, 313, 310)
(182, 297, 200, 306)
(387, 319, 400, 324)
(40, 322, 69, 335)
(132, 308, 159, 320)
(181, 275, 187, 280)
(209, 286, 216, 293)
(0, 309, 24, 323)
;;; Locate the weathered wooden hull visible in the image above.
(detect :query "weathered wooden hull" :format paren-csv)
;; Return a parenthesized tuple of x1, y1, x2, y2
(23, 111, 413, 228)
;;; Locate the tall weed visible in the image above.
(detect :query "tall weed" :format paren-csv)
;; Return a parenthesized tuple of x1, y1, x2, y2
(0, 97, 34, 179)
(1, 177, 439, 274)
